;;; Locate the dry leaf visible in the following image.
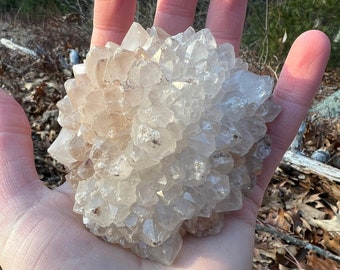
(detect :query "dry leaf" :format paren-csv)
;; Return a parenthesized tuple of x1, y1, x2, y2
(306, 253, 340, 270)
(300, 203, 327, 221)
(265, 208, 292, 232)
(323, 231, 340, 255)
(310, 213, 340, 232)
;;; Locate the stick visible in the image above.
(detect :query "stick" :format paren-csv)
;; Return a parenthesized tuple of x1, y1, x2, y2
(1, 38, 38, 58)
(255, 223, 340, 263)
(282, 150, 340, 183)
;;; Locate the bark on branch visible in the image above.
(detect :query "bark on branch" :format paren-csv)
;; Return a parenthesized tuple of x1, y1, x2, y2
(256, 223, 340, 264)
(1, 38, 38, 58)
(282, 150, 340, 183)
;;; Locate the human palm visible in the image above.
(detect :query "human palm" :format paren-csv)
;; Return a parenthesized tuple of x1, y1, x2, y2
(0, 0, 330, 269)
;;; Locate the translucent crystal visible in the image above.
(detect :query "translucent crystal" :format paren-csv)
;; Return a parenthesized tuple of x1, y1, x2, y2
(48, 22, 281, 265)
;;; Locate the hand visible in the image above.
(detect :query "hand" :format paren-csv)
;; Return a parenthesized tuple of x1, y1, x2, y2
(0, 0, 330, 269)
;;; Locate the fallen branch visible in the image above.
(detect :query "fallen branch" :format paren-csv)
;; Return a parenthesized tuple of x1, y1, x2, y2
(282, 150, 340, 183)
(1, 38, 38, 58)
(255, 223, 340, 264)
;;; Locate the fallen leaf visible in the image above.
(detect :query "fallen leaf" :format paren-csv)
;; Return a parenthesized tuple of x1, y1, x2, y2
(305, 252, 340, 270)
(310, 213, 340, 232)
(299, 203, 327, 222)
(265, 208, 292, 232)
(323, 231, 340, 255)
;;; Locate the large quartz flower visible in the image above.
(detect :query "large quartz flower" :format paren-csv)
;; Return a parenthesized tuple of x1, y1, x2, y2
(48, 23, 281, 265)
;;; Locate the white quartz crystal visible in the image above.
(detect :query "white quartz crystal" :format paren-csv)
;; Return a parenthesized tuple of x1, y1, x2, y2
(48, 22, 281, 265)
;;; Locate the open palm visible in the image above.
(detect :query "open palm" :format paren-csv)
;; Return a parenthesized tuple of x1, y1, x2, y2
(0, 0, 330, 269)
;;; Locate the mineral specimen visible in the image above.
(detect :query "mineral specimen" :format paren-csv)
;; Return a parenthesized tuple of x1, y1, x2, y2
(48, 22, 281, 265)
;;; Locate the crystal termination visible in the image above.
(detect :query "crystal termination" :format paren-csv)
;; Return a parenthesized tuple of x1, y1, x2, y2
(48, 23, 281, 265)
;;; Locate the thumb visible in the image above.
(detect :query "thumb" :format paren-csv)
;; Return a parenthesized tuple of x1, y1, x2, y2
(0, 89, 41, 221)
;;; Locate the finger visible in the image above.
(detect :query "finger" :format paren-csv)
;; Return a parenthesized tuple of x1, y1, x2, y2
(91, 0, 136, 47)
(206, 0, 247, 53)
(258, 30, 330, 193)
(154, 0, 198, 35)
(0, 90, 40, 200)
(0, 89, 45, 240)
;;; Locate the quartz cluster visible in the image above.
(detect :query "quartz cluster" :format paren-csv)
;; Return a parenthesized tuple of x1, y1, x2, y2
(48, 22, 281, 265)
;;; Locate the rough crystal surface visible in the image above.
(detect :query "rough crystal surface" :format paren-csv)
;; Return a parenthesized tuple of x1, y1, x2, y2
(48, 22, 281, 265)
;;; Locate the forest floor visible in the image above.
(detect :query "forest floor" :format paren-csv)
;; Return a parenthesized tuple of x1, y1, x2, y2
(0, 16, 339, 269)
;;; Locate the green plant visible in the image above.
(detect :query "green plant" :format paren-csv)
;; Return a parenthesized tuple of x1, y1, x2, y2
(0, 0, 93, 21)
(18, 0, 61, 18)
(244, 0, 340, 68)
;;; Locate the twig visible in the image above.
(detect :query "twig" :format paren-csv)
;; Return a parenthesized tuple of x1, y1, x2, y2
(283, 245, 304, 270)
(1, 38, 38, 58)
(265, 64, 279, 82)
(255, 223, 340, 263)
(259, 0, 269, 68)
(282, 150, 340, 183)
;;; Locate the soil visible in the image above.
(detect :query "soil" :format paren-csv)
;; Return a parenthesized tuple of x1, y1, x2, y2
(0, 16, 339, 269)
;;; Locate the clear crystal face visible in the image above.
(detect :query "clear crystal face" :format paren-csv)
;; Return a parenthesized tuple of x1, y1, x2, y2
(48, 22, 281, 265)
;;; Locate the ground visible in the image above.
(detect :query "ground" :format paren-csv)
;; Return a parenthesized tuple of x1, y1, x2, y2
(0, 16, 339, 269)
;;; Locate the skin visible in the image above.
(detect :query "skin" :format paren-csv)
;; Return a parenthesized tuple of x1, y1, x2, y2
(0, 0, 330, 269)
